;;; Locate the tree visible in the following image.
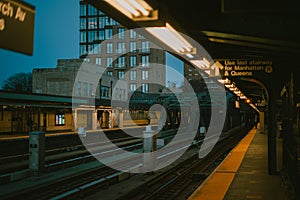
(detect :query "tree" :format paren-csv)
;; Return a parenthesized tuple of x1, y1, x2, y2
(2, 72, 32, 93)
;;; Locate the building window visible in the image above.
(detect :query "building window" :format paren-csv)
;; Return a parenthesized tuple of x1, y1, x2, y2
(141, 55, 149, 67)
(88, 44, 100, 54)
(107, 71, 113, 76)
(118, 71, 125, 79)
(80, 45, 87, 56)
(130, 56, 136, 67)
(118, 56, 125, 67)
(130, 29, 136, 38)
(89, 83, 93, 96)
(99, 17, 105, 28)
(106, 43, 113, 53)
(55, 114, 65, 126)
(88, 4, 97, 16)
(118, 27, 125, 39)
(141, 41, 149, 52)
(130, 42, 136, 52)
(83, 82, 88, 96)
(94, 44, 101, 54)
(105, 29, 112, 39)
(117, 42, 126, 53)
(101, 86, 110, 97)
(99, 30, 105, 40)
(77, 82, 81, 96)
(142, 70, 149, 80)
(80, 4, 86, 16)
(107, 57, 113, 67)
(130, 70, 136, 80)
(130, 83, 137, 92)
(80, 31, 86, 43)
(88, 17, 98, 29)
(80, 18, 86, 29)
(141, 83, 149, 93)
(88, 30, 97, 42)
(96, 57, 101, 65)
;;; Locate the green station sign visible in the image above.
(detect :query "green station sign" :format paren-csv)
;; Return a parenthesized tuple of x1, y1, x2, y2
(0, 0, 35, 55)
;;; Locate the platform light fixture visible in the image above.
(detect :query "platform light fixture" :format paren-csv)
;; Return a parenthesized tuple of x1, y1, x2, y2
(146, 23, 196, 55)
(190, 58, 210, 69)
(104, 0, 158, 21)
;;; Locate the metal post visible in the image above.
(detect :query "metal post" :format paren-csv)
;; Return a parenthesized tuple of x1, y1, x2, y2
(29, 131, 45, 175)
(143, 125, 156, 172)
(268, 92, 277, 175)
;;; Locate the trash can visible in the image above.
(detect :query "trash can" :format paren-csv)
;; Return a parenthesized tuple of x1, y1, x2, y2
(29, 131, 45, 175)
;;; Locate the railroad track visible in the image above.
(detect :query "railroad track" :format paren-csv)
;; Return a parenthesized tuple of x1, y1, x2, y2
(0, 136, 143, 175)
(117, 126, 253, 200)
(0, 126, 251, 200)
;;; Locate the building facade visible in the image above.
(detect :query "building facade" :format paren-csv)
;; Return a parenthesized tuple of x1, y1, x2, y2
(79, 0, 166, 94)
(32, 58, 128, 102)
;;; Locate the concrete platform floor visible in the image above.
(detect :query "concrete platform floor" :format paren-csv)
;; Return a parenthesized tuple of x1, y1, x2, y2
(188, 127, 287, 200)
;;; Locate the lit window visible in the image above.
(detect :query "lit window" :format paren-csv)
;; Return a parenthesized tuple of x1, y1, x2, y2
(55, 114, 65, 126)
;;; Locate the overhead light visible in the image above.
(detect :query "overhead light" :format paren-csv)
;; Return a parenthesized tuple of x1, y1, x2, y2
(146, 23, 196, 55)
(186, 54, 194, 59)
(104, 0, 158, 21)
(190, 58, 210, 69)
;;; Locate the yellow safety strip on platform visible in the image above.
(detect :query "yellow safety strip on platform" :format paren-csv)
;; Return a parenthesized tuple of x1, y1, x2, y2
(188, 128, 257, 200)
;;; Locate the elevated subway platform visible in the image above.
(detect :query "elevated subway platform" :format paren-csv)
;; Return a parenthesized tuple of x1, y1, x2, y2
(188, 126, 287, 200)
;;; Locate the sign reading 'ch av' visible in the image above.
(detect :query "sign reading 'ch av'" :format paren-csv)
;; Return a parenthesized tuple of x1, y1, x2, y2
(217, 60, 273, 77)
(0, 0, 35, 55)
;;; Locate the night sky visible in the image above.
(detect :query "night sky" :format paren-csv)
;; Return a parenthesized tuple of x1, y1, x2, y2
(0, 0, 183, 87)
